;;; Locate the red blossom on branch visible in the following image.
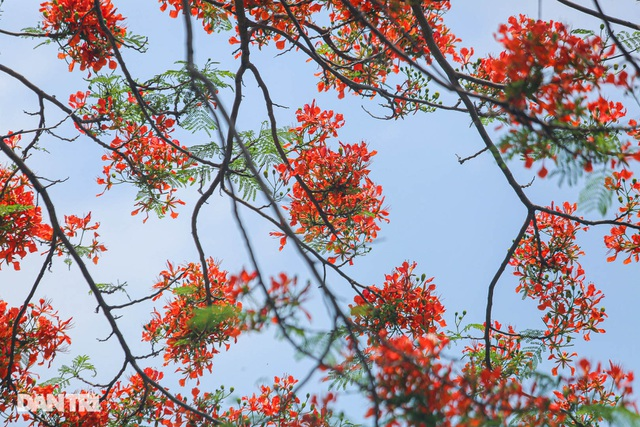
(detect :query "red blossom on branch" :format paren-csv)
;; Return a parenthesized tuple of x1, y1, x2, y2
(0, 299, 71, 423)
(275, 102, 388, 262)
(40, 0, 126, 72)
(4, 1, 640, 425)
(0, 169, 52, 270)
(604, 168, 640, 264)
(142, 259, 246, 382)
(351, 261, 446, 341)
(510, 203, 607, 372)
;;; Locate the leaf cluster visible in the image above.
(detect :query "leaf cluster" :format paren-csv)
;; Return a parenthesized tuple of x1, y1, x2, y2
(191, 122, 292, 201)
(40, 355, 97, 389)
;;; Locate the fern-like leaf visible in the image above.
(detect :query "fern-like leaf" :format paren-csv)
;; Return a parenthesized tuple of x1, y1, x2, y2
(578, 168, 613, 216)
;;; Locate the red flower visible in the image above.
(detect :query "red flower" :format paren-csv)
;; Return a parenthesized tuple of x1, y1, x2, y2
(351, 261, 446, 340)
(142, 259, 245, 381)
(276, 102, 389, 262)
(0, 150, 53, 270)
(40, 0, 126, 72)
(510, 203, 606, 371)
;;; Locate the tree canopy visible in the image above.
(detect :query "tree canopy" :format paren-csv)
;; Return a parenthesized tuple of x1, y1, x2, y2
(1, 0, 640, 426)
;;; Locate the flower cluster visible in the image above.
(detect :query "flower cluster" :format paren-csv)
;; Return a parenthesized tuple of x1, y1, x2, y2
(142, 259, 246, 381)
(351, 261, 446, 341)
(343, 264, 543, 426)
(461, 321, 537, 378)
(158, 0, 230, 34)
(0, 133, 52, 270)
(1, 132, 107, 269)
(476, 15, 634, 176)
(68, 91, 195, 220)
(315, 0, 461, 101)
(0, 168, 52, 270)
(274, 102, 388, 262)
(163, 0, 462, 114)
(102, 117, 194, 220)
(553, 359, 635, 415)
(366, 333, 563, 427)
(478, 15, 626, 122)
(510, 203, 606, 372)
(221, 375, 337, 426)
(40, 0, 126, 72)
(0, 299, 72, 422)
(56, 212, 106, 264)
(142, 258, 317, 384)
(604, 168, 640, 264)
(240, 272, 314, 331)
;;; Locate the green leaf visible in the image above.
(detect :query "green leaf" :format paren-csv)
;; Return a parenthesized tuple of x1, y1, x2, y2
(188, 304, 240, 333)
(173, 286, 197, 296)
(576, 404, 640, 426)
(349, 305, 372, 317)
(571, 28, 595, 36)
(578, 168, 613, 216)
(40, 355, 97, 389)
(0, 204, 33, 216)
(192, 121, 292, 201)
(616, 30, 640, 51)
(181, 108, 218, 136)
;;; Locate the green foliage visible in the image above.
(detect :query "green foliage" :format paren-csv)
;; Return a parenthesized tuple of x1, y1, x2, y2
(448, 314, 484, 342)
(617, 30, 640, 53)
(172, 285, 197, 297)
(0, 203, 33, 216)
(121, 32, 148, 53)
(396, 66, 439, 115)
(89, 281, 131, 300)
(349, 304, 372, 319)
(187, 304, 240, 334)
(325, 328, 371, 392)
(84, 61, 234, 218)
(86, 60, 233, 133)
(19, 26, 47, 38)
(578, 168, 614, 215)
(180, 107, 218, 136)
(191, 122, 292, 201)
(576, 404, 640, 427)
(294, 330, 343, 367)
(40, 355, 97, 389)
(548, 146, 588, 187)
(499, 125, 623, 189)
(451, 318, 545, 380)
(326, 413, 362, 427)
(517, 329, 546, 378)
(196, 3, 233, 33)
(326, 356, 370, 392)
(571, 29, 596, 36)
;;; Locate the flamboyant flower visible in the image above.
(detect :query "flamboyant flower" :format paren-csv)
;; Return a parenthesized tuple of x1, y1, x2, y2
(275, 102, 388, 262)
(40, 0, 126, 72)
(0, 144, 53, 269)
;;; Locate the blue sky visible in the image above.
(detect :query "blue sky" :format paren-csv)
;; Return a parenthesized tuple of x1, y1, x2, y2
(1, 0, 640, 424)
